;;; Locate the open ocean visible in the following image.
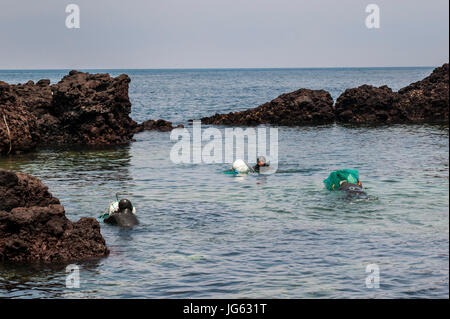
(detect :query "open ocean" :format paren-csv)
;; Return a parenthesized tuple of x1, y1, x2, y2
(0, 67, 448, 298)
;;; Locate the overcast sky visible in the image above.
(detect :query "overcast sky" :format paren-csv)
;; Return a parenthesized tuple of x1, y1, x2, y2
(0, 0, 448, 69)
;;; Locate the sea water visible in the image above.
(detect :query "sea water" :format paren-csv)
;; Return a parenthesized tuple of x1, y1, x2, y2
(0, 67, 448, 298)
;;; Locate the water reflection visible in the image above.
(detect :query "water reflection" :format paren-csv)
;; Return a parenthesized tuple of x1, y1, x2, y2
(0, 258, 104, 298)
(0, 145, 132, 181)
(0, 145, 134, 221)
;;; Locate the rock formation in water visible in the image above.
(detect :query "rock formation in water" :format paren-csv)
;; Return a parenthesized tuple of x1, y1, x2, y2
(199, 63, 449, 126)
(135, 119, 184, 132)
(1, 70, 138, 155)
(0, 82, 41, 154)
(334, 85, 405, 123)
(396, 63, 449, 122)
(335, 63, 449, 124)
(200, 89, 335, 126)
(0, 169, 109, 263)
(1, 65, 448, 155)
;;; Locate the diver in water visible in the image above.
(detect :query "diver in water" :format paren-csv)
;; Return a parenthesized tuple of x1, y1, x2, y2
(324, 169, 367, 199)
(253, 156, 270, 173)
(338, 181, 367, 199)
(229, 157, 270, 174)
(104, 197, 139, 227)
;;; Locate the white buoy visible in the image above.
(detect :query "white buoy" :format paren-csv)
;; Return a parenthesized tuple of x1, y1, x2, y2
(232, 159, 250, 173)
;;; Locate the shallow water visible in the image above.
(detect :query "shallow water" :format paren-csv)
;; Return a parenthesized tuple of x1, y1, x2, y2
(0, 68, 448, 298)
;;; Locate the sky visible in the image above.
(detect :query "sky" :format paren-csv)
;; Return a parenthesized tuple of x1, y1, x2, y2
(0, 0, 448, 69)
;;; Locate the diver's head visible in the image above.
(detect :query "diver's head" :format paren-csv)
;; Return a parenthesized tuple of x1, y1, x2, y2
(256, 156, 267, 166)
(118, 199, 133, 212)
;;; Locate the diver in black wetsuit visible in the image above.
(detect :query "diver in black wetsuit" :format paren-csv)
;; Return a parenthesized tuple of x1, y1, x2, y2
(338, 181, 367, 199)
(104, 198, 139, 227)
(253, 156, 270, 173)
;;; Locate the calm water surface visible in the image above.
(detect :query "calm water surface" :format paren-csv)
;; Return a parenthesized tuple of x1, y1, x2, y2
(0, 68, 448, 298)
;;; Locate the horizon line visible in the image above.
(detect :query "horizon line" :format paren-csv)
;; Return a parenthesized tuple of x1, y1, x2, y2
(0, 65, 441, 72)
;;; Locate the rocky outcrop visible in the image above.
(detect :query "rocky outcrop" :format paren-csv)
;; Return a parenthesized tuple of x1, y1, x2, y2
(0, 82, 40, 154)
(199, 64, 448, 126)
(2, 65, 448, 155)
(334, 85, 405, 123)
(0, 169, 109, 263)
(396, 63, 449, 122)
(1, 71, 138, 155)
(135, 119, 184, 133)
(335, 63, 449, 124)
(200, 89, 335, 126)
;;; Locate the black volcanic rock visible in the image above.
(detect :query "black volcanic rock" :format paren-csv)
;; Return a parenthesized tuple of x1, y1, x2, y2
(135, 119, 184, 132)
(2, 65, 448, 155)
(1, 71, 138, 155)
(334, 85, 405, 123)
(200, 89, 335, 126)
(0, 82, 40, 154)
(0, 169, 109, 263)
(396, 63, 449, 122)
(201, 64, 448, 126)
(335, 63, 449, 124)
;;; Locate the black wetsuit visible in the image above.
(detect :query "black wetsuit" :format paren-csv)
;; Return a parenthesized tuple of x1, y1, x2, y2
(338, 182, 367, 199)
(104, 208, 139, 227)
(253, 164, 269, 173)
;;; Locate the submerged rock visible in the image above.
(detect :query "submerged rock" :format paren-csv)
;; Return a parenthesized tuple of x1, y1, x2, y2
(200, 89, 335, 126)
(0, 169, 109, 263)
(135, 119, 184, 133)
(1, 71, 138, 155)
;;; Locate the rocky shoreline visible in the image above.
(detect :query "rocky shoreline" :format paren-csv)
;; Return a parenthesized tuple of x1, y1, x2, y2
(0, 169, 109, 263)
(201, 63, 449, 126)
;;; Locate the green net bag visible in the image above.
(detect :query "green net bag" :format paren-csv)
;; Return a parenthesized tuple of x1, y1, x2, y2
(323, 169, 360, 191)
